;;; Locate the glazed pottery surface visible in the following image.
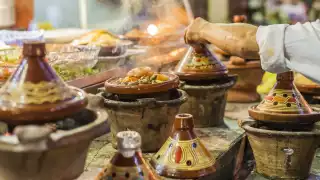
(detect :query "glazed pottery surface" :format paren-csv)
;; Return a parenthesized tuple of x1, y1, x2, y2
(179, 75, 237, 127)
(150, 114, 216, 179)
(248, 71, 320, 124)
(174, 44, 228, 81)
(102, 89, 188, 152)
(0, 41, 88, 124)
(226, 57, 263, 103)
(96, 131, 158, 180)
(239, 118, 320, 179)
(104, 73, 179, 95)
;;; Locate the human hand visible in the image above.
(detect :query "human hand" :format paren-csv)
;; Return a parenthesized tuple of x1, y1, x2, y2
(184, 17, 210, 44)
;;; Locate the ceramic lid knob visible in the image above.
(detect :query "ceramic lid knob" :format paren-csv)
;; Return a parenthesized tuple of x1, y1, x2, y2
(233, 15, 247, 23)
(277, 71, 294, 82)
(117, 131, 141, 158)
(22, 41, 46, 57)
(173, 113, 194, 130)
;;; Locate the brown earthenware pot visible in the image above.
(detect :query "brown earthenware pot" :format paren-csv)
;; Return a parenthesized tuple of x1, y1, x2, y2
(239, 118, 320, 179)
(248, 71, 320, 125)
(104, 73, 179, 95)
(226, 57, 263, 103)
(174, 44, 228, 81)
(0, 41, 88, 125)
(150, 113, 216, 179)
(96, 131, 159, 180)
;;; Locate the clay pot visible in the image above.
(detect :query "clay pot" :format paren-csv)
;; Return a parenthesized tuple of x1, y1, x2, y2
(0, 41, 88, 125)
(226, 57, 264, 103)
(248, 71, 320, 125)
(150, 113, 216, 179)
(101, 89, 188, 152)
(0, 94, 109, 180)
(178, 76, 237, 127)
(96, 131, 159, 180)
(239, 118, 320, 179)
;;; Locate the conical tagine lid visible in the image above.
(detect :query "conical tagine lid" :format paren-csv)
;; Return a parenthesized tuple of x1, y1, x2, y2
(96, 131, 158, 180)
(150, 114, 216, 179)
(248, 71, 320, 124)
(174, 43, 228, 80)
(0, 41, 88, 125)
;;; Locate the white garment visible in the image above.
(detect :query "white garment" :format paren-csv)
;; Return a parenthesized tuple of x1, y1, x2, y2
(256, 20, 320, 84)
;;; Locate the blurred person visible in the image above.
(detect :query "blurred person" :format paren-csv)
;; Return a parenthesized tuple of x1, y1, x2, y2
(184, 17, 320, 83)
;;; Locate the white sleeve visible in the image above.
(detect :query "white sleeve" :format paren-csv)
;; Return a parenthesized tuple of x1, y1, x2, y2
(256, 21, 320, 84)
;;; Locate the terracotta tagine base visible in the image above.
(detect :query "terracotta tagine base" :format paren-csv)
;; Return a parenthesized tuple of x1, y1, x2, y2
(178, 76, 237, 127)
(150, 114, 216, 179)
(239, 118, 320, 180)
(100, 89, 188, 152)
(226, 57, 263, 103)
(0, 94, 109, 180)
(96, 131, 159, 180)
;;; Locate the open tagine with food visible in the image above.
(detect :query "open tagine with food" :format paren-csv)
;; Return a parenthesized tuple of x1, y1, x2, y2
(0, 41, 109, 180)
(101, 66, 187, 152)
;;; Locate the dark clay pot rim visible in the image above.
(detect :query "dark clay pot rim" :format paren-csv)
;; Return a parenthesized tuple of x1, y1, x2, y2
(179, 74, 237, 90)
(240, 118, 320, 137)
(0, 104, 109, 152)
(102, 89, 188, 108)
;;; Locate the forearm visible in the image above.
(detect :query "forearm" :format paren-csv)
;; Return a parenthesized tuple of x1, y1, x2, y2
(200, 23, 260, 59)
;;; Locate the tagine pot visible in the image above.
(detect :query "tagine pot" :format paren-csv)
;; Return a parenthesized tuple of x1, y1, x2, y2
(96, 131, 159, 180)
(150, 113, 216, 179)
(0, 94, 109, 180)
(0, 41, 88, 125)
(239, 118, 320, 179)
(174, 44, 237, 127)
(226, 56, 263, 103)
(102, 72, 188, 152)
(294, 73, 320, 104)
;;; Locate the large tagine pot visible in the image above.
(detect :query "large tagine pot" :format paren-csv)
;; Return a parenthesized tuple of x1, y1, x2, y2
(242, 71, 320, 179)
(239, 119, 320, 179)
(101, 67, 188, 152)
(150, 113, 216, 179)
(294, 73, 320, 104)
(96, 131, 159, 180)
(174, 44, 237, 127)
(226, 57, 263, 103)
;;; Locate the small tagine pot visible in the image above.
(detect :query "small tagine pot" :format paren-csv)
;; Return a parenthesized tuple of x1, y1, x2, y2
(242, 71, 320, 179)
(102, 72, 188, 152)
(96, 131, 159, 180)
(294, 73, 320, 104)
(0, 41, 88, 125)
(226, 56, 263, 103)
(174, 44, 237, 127)
(150, 113, 216, 179)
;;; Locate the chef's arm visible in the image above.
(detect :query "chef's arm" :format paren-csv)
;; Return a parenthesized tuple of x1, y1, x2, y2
(185, 17, 260, 59)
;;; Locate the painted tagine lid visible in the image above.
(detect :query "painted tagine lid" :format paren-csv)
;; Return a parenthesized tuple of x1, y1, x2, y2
(248, 71, 320, 124)
(95, 131, 159, 180)
(0, 41, 88, 125)
(105, 66, 179, 94)
(174, 43, 228, 80)
(150, 113, 216, 179)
